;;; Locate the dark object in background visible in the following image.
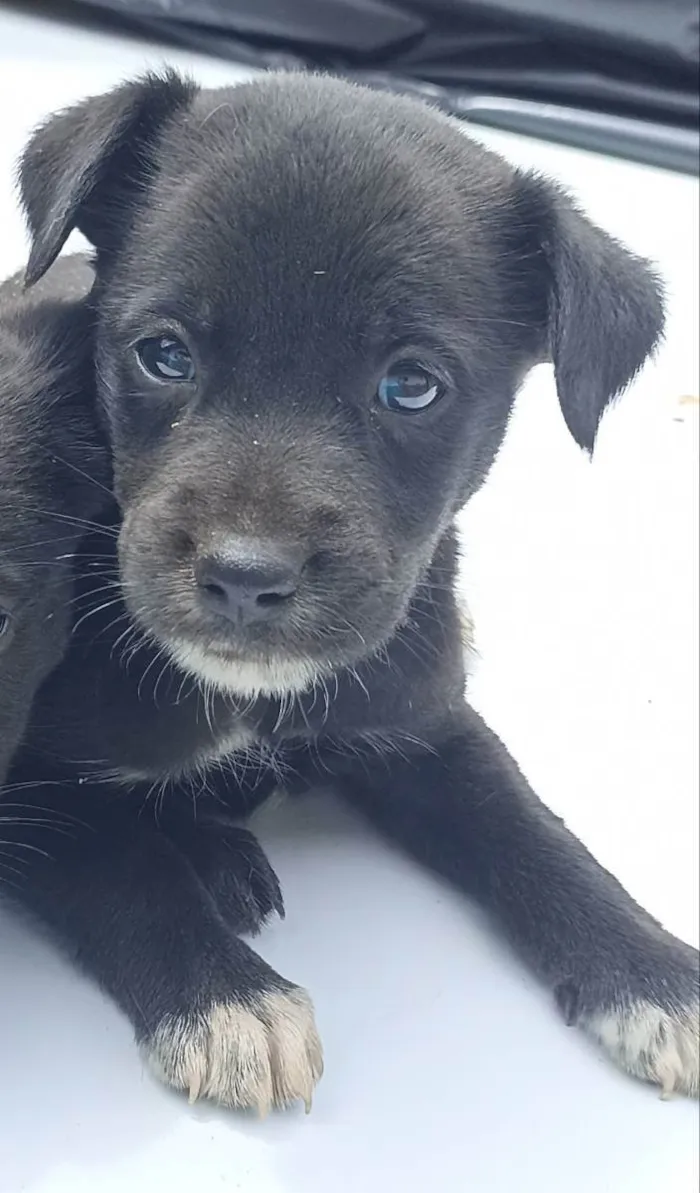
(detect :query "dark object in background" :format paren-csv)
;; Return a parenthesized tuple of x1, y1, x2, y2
(68, 0, 699, 172)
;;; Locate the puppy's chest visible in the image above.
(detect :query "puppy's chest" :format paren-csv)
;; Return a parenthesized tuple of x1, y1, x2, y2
(112, 652, 414, 787)
(196, 722, 261, 768)
(156, 682, 383, 785)
(118, 714, 261, 787)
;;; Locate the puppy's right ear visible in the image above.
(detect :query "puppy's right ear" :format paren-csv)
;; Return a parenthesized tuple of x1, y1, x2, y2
(18, 70, 196, 286)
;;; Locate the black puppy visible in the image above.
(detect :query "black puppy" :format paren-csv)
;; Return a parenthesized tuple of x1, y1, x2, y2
(14, 71, 698, 1107)
(0, 256, 109, 785)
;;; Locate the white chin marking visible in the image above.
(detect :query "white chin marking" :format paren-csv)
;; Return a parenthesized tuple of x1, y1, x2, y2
(170, 640, 319, 698)
(585, 999, 699, 1098)
(145, 988, 323, 1114)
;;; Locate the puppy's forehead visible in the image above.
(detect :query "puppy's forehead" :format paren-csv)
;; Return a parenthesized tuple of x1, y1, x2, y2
(119, 80, 512, 337)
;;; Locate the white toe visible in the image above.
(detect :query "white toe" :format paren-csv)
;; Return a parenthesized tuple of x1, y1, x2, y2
(144, 986, 323, 1113)
(585, 998, 699, 1097)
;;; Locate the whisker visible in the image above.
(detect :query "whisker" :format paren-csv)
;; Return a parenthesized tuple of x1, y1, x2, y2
(71, 596, 124, 636)
(49, 452, 114, 500)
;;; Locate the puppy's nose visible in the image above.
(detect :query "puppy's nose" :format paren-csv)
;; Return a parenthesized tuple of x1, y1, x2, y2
(195, 543, 301, 625)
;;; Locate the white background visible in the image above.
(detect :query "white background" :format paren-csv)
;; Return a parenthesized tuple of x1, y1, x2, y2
(0, 5, 697, 1191)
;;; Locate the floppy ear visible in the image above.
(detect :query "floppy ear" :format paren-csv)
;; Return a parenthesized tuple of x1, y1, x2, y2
(18, 70, 197, 287)
(517, 173, 665, 453)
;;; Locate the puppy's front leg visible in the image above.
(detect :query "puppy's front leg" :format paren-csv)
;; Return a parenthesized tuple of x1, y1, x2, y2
(4, 797, 322, 1113)
(332, 704, 699, 1097)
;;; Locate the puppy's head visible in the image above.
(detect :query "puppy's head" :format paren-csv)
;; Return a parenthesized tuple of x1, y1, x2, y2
(0, 257, 110, 782)
(19, 73, 664, 699)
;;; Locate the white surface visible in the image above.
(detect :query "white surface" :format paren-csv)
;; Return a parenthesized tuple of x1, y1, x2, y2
(0, 7, 698, 1192)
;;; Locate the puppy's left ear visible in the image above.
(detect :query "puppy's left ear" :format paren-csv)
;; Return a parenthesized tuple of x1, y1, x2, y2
(516, 173, 665, 453)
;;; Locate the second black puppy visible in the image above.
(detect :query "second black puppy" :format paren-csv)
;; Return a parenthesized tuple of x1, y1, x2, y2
(15, 71, 699, 1107)
(0, 256, 108, 784)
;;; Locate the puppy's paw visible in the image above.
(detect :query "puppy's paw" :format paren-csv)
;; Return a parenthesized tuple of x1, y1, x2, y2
(557, 940, 699, 1098)
(584, 999, 699, 1098)
(144, 986, 323, 1113)
(170, 819, 285, 935)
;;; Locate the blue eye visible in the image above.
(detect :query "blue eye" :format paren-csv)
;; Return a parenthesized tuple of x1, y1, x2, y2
(136, 335, 195, 382)
(376, 362, 442, 414)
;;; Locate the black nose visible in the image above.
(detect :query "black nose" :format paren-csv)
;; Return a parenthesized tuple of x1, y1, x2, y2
(195, 542, 302, 625)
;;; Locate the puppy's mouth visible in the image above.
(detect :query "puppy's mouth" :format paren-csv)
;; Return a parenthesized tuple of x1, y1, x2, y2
(123, 574, 399, 700)
(167, 636, 326, 699)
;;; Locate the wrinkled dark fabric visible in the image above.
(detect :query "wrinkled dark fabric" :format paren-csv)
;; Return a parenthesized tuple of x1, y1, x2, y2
(68, 0, 700, 167)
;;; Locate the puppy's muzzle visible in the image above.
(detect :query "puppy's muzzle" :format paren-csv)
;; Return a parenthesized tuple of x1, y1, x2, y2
(195, 538, 303, 627)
